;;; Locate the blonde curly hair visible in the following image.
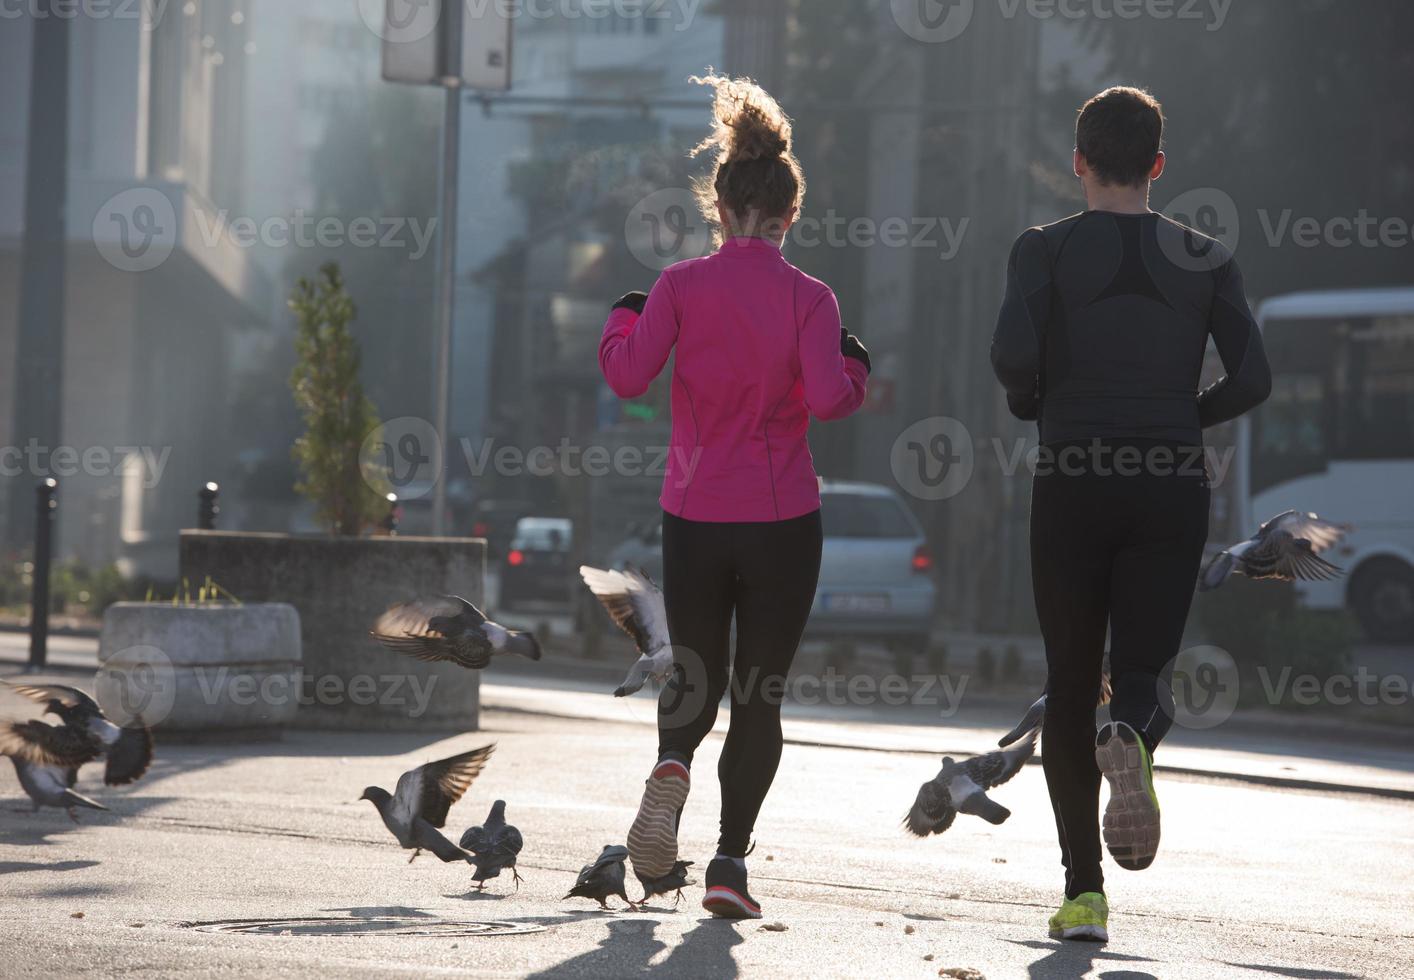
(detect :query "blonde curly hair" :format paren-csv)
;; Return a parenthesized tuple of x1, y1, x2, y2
(689, 71, 805, 239)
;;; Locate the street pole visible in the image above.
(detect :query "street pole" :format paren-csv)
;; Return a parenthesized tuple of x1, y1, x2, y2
(27, 479, 57, 673)
(431, 81, 460, 537)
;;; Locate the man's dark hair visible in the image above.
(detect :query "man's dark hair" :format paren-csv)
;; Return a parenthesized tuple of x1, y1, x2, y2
(1076, 86, 1164, 188)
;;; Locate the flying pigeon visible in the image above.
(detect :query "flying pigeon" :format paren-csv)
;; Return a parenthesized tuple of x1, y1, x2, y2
(998, 671, 1114, 748)
(3, 682, 153, 786)
(578, 566, 673, 696)
(360, 744, 495, 863)
(1199, 511, 1351, 591)
(905, 726, 1039, 836)
(564, 844, 638, 910)
(459, 799, 524, 892)
(0, 715, 110, 822)
(637, 859, 694, 907)
(370, 596, 541, 669)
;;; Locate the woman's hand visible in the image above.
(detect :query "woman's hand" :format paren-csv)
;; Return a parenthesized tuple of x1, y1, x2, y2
(612, 291, 649, 315)
(840, 328, 871, 373)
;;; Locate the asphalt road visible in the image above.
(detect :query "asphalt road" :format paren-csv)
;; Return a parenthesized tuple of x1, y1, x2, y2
(1, 675, 1410, 979)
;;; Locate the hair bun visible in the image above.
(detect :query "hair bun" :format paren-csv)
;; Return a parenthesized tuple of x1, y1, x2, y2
(689, 71, 793, 164)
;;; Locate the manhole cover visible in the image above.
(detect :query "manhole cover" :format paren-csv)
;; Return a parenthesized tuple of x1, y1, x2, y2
(188, 917, 544, 938)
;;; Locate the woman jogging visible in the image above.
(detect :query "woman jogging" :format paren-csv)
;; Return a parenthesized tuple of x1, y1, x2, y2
(991, 86, 1271, 943)
(599, 73, 870, 920)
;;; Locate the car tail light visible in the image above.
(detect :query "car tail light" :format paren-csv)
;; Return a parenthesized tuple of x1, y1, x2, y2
(507, 549, 525, 566)
(472, 521, 489, 537)
(912, 544, 933, 574)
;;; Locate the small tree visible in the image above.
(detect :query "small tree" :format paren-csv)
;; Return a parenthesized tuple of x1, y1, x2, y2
(289, 263, 386, 535)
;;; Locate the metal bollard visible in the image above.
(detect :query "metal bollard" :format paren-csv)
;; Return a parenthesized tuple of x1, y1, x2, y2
(27, 478, 57, 672)
(198, 481, 220, 530)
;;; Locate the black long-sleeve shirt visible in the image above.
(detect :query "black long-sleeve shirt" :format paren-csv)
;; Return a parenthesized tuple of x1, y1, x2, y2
(990, 210, 1272, 445)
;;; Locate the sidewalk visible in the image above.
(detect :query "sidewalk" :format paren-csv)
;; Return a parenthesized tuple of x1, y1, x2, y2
(1, 689, 1410, 979)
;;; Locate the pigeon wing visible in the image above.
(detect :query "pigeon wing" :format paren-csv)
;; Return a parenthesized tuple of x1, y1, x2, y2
(1243, 530, 1343, 582)
(370, 596, 493, 669)
(0, 720, 101, 768)
(964, 727, 1038, 790)
(904, 775, 956, 837)
(579, 566, 670, 655)
(397, 743, 496, 829)
(103, 720, 154, 786)
(3, 681, 101, 717)
(460, 823, 490, 853)
(1266, 512, 1351, 554)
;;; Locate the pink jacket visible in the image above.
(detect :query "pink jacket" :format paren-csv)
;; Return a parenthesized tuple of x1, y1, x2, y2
(599, 236, 869, 523)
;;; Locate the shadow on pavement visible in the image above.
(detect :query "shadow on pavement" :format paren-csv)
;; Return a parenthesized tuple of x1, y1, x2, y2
(1221, 963, 1362, 979)
(1008, 938, 1157, 980)
(0, 859, 101, 874)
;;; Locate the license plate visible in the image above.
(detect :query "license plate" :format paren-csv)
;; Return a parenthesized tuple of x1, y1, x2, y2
(822, 593, 890, 613)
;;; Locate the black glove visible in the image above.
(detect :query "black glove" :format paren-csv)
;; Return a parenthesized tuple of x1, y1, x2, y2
(612, 291, 649, 315)
(841, 327, 871, 373)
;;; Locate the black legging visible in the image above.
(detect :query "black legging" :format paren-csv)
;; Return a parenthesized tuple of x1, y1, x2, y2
(657, 508, 823, 858)
(1030, 441, 1210, 898)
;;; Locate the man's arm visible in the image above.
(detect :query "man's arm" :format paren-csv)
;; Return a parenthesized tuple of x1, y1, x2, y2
(991, 230, 1051, 420)
(1198, 256, 1272, 428)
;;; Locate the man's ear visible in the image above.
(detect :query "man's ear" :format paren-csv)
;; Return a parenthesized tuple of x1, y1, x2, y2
(1149, 150, 1166, 182)
(1073, 147, 1086, 179)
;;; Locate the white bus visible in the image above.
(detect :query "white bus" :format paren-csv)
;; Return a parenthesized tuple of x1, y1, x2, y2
(1236, 288, 1414, 641)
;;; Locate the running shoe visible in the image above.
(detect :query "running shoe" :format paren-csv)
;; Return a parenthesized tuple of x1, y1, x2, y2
(1048, 892, 1109, 942)
(702, 856, 763, 920)
(1096, 720, 1161, 870)
(627, 755, 690, 881)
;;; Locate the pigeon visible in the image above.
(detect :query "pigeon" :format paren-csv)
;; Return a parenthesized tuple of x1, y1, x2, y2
(459, 799, 525, 892)
(1199, 511, 1351, 591)
(905, 726, 1039, 837)
(578, 565, 673, 696)
(0, 715, 110, 822)
(360, 744, 495, 863)
(564, 844, 638, 910)
(3, 682, 154, 786)
(370, 596, 541, 669)
(998, 671, 1114, 748)
(637, 859, 694, 907)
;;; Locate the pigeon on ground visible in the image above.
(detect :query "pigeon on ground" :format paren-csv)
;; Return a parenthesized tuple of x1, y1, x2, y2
(905, 726, 1039, 836)
(0, 713, 110, 822)
(3, 682, 153, 786)
(360, 744, 495, 863)
(370, 596, 541, 669)
(637, 859, 694, 907)
(1199, 511, 1351, 591)
(997, 671, 1114, 748)
(578, 565, 673, 696)
(459, 799, 524, 892)
(564, 844, 638, 910)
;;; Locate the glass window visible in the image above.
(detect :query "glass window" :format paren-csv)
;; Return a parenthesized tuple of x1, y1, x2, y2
(820, 493, 917, 539)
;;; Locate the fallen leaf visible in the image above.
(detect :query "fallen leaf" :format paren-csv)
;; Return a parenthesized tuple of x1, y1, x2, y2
(759, 922, 788, 932)
(70, 912, 84, 919)
(940, 969, 985, 980)
(874, 920, 885, 927)
(923, 954, 935, 961)
(128, 923, 145, 928)
(904, 925, 916, 935)
(991, 858, 1007, 864)
(765, 855, 774, 861)
(947, 893, 960, 900)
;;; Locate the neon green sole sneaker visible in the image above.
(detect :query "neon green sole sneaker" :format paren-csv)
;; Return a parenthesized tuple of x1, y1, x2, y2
(1096, 721, 1161, 870)
(1048, 891, 1109, 943)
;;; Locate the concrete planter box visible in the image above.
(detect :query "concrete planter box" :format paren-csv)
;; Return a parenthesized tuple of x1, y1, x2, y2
(178, 531, 485, 732)
(97, 602, 302, 736)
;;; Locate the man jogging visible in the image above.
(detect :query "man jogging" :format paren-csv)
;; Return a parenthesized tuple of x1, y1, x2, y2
(991, 86, 1272, 943)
